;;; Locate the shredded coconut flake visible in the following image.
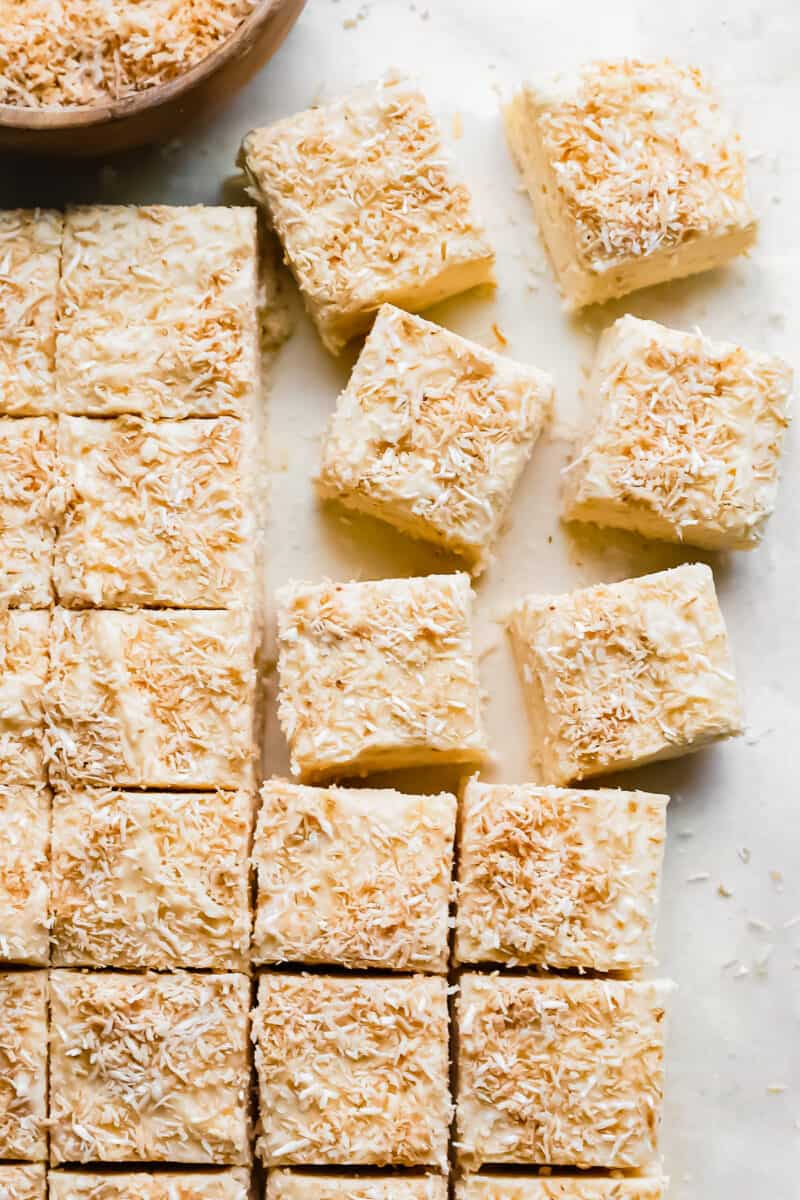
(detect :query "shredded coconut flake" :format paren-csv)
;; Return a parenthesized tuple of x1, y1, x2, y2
(0, 972, 47, 1160)
(0, 610, 49, 784)
(0, 211, 61, 416)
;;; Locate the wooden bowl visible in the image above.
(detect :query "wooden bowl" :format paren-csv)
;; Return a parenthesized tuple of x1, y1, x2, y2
(0, 0, 306, 157)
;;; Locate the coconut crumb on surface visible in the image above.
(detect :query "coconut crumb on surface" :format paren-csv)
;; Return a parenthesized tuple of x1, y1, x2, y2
(0, 1165, 45, 1200)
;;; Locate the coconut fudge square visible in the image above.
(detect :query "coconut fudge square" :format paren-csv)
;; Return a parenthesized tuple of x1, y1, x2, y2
(0, 210, 62, 416)
(562, 315, 793, 549)
(45, 608, 257, 789)
(456, 974, 670, 1168)
(239, 76, 494, 353)
(455, 779, 667, 972)
(54, 415, 256, 608)
(508, 563, 742, 785)
(268, 1174, 448, 1200)
(457, 1177, 667, 1200)
(253, 779, 456, 971)
(48, 1171, 250, 1200)
(0, 1166, 46, 1200)
(505, 59, 756, 309)
(318, 305, 553, 570)
(55, 206, 259, 418)
(0, 418, 57, 607)
(254, 972, 451, 1167)
(0, 786, 49, 965)
(0, 610, 49, 784)
(49, 970, 251, 1165)
(0, 971, 47, 1160)
(277, 573, 486, 781)
(51, 787, 252, 970)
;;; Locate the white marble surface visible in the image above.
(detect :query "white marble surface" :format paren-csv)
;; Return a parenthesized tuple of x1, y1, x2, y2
(6, 1, 799, 1195)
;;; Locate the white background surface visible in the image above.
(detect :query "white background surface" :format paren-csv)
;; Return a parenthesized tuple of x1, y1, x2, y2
(5, 1, 799, 1195)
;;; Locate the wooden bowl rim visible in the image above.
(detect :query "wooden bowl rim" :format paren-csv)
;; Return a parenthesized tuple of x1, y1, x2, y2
(0, 0, 294, 132)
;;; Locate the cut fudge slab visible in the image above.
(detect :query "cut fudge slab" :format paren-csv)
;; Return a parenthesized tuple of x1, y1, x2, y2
(276, 573, 486, 781)
(0, 971, 47, 1161)
(0, 786, 49, 965)
(253, 779, 456, 971)
(0, 210, 61, 416)
(457, 1177, 667, 1200)
(254, 973, 451, 1167)
(268, 1174, 447, 1200)
(562, 315, 793, 549)
(56, 206, 259, 418)
(318, 304, 553, 570)
(0, 1166, 46, 1200)
(505, 59, 756, 309)
(51, 787, 252, 970)
(48, 1171, 250, 1200)
(45, 608, 257, 788)
(508, 563, 742, 785)
(0, 417, 57, 607)
(456, 974, 670, 1168)
(0, 610, 49, 784)
(239, 75, 494, 353)
(49, 970, 251, 1165)
(455, 779, 667, 972)
(54, 416, 256, 608)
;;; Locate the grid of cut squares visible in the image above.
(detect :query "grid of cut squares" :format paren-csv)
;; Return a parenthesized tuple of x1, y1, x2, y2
(0, 786, 49, 966)
(0, 610, 49, 785)
(0, 211, 61, 417)
(0, 971, 48, 1161)
(317, 304, 554, 571)
(457, 1177, 668, 1200)
(48, 1172, 251, 1200)
(268, 1173, 448, 1200)
(0, 418, 57, 608)
(0, 1165, 46, 1200)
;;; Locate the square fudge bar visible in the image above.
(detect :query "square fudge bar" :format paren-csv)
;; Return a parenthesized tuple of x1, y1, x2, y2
(0, 1166, 46, 1200)
(56, 206, 259, 417)
(455, 779, 667, 972)
(0, 611, 49, 784)
(0, 418, 57, 607)
(0, 786, 49, 965)
(49, 970, 251, 1165)
(457, 1177, 667, 1200)
(51, 787, 252, 970)
(254, 973, 451, 1167)
(45, 608, 257, 788)
(505, 59, 756, 309)
(0, 210, 61, 416)
(318, 305, 553, 570)
(562, 315, 793, 549)
(456, 974, 670, 1168)
(239, 75, 494, 353)
(0, 971, 47, 1160)
(54, 415, 256, 608)
(508, 563, 743, 785)
(253, 779, 456, 970)
(48, 1172, 250, 1200)
(268, 1174, 447, 1200)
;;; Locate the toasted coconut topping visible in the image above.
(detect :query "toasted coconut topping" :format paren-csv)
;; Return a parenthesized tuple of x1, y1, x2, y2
(563, 315, 793, 549)
(508, 563, 743, 785)
(0, 610, 49, 784)
(254, 973, 451, 1168)
(45, 608, 257, 789)
(51, 787, 252, 970)
(0, 211, 62, 416)
(276, 573, 487, 781)
(0, 417, 58, 608)
(268, 1172, 447, 1200)
(0, 786, 49, 966)
(49, 970, 251, 1165)
(455, 779, 668, 972)
(239, 75, 494, 352)
(456, 974, 671, 1169)
(0, 972, 47, 1161)
(318, 305, 553, 569)
(253, 778, 456, 971)
(457, 1174, 667, 1200)
(0, 1, 258, 108)
(48, 1169, 250, 1200)
(56, 206, 259, 419)
(0, 1164, 45, 1200)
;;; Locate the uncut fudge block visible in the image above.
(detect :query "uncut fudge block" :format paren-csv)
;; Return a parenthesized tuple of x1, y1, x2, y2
(0, 1166, 46, 1200)
(239, 76, 494, 353)
(318, 305, 553, 570)
(0, 972, 47, 1160)
(508, 563, 742, 785)
(56, 206, 259, 418)
(48, 1171, 250, 1200)
(49, 970, 251, 1165)
(0, 611, 49, 784)
(276, 573, 486, 781)
(54, 416, 256, 608)
(456, 974, 670, 1168)
(268, 1174, 447, 1200)
(455, 779, 667, 972)
(253, 973, 451, 1167)
(0, 210, 61, 416)
(457, 1177, 667, 1200)
(0, 418, 57, 607)
(51, 787, 252, 970)
(0, 786, 49, 965)
(505, 59, 756, 309)
(253, 779, 456, 970)
(45, 608, 257, 788)
(562, 315, 793, 549)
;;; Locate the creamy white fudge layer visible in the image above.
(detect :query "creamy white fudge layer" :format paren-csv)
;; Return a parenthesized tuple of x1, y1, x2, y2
(0, 786, 49, 965)
(457, 1176, 668, 1200)
(0, 210, 62, 416)
(48, 1171, 251, 1200)
(268, 1174, 447, 1200)
(0, 971, 47, 1161)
